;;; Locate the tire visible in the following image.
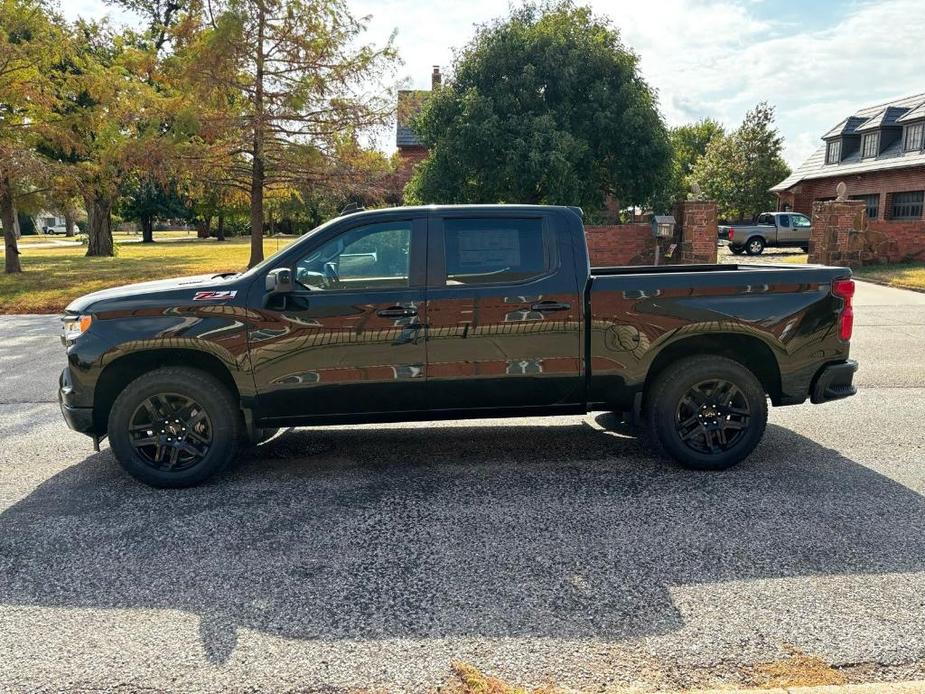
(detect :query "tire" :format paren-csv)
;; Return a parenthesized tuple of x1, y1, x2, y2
(745, 236, 765, 255)
(729, 245, 745, 255)
(646, 355, 768, 471)
(108, 367, 241, 488)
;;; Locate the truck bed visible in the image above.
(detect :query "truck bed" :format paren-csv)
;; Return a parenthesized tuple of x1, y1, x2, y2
(585, 262, 852, 410)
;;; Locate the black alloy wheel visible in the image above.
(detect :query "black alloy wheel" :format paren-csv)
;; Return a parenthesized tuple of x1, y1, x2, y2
(675, 378, 750, 455)
(129, 393, 213, 471)
(647, 355, 768, 471)
(108, 367, 240, 487)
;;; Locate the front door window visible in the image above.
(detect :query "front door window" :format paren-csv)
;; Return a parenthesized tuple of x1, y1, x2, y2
(295, 221, 412, 291)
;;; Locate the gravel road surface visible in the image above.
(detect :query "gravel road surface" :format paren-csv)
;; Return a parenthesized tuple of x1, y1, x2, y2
(1, 281, 924, 692)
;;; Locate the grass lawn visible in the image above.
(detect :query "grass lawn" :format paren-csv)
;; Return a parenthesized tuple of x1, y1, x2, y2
(0, 237, 295, 314)
(853, 262, 925, 291)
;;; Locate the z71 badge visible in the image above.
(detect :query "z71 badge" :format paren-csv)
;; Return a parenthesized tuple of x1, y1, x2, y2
(193, 290, 238, 301)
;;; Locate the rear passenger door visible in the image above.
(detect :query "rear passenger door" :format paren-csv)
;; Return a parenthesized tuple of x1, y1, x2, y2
(424, 210, 584, 412)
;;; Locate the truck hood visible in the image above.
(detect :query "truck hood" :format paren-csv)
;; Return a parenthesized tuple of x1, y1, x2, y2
(65, 273, 238, 313)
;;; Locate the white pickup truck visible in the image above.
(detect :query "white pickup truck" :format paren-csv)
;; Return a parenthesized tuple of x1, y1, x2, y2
(718, 211, 812, 255)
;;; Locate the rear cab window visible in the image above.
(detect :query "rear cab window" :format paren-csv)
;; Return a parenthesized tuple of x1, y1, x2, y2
(440, 217, 557, 286)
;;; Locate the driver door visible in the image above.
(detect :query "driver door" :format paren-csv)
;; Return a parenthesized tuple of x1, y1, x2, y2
(248, 216, 428, 422)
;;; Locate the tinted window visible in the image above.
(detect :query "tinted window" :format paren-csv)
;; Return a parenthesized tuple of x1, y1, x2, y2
(778, 214, 790, 227)
(891, 191, 924, 220)
(295, 221, 411, 290)
(444, 218, 550, 286)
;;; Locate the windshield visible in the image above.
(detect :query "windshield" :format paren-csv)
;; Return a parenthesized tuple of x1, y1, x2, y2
(238, 215, 344, 278)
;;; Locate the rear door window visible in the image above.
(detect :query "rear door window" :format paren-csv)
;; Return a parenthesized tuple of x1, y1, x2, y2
(443, 218, 554, 286)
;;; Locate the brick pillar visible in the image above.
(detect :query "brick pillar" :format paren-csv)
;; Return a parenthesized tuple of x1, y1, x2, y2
(809, 200, 866, 267)
(673, 200, 718, 264)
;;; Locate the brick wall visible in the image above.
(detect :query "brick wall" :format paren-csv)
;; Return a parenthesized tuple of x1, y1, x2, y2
(779, 166, 925, 220)
(584, 201, 718, 266)
(395, 145, 429, 190)
(868, 219, 925, 262)
(585, 224, 653, 265)
(783, 167, 925, 263)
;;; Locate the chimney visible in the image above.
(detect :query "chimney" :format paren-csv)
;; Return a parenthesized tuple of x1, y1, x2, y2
(431, 65, 441, 90)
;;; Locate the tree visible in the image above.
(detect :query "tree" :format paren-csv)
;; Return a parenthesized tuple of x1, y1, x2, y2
(179, 0, 397, 267)
(691, 103, 790, 221)
(40, 20, 163, 257)
(0, 0, 65, 272)
(118, 176, 187, 242)
(403, 2, 671, 214)
(106, 0, 188, 53)
(661, 119, 725, 207)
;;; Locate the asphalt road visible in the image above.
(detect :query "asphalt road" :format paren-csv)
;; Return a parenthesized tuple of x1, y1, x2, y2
(1, 282, 924, 692)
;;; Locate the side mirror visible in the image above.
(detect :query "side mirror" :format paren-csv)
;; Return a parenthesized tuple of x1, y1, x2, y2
(265, 267, 294, 295)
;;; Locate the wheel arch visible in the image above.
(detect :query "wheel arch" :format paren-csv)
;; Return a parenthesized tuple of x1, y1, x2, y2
(643, 333, 782, 406)
(93, 348, 243, 434)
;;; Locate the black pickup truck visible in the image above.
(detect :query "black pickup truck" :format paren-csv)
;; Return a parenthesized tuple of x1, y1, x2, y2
(59, 205, 858, 487)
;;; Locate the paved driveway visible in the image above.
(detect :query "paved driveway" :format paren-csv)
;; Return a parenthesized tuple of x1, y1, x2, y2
(1, 283, 924, 692)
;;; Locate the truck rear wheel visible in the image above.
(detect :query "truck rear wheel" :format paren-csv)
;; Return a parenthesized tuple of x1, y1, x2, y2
(646, 356, 767, 471)
(107, 367, 240, 488)
(729, 245, 745, 255)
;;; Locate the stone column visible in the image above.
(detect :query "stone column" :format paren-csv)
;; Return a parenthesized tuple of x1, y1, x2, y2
(809, 199, 866, 266)
(673, 200, 719, 264)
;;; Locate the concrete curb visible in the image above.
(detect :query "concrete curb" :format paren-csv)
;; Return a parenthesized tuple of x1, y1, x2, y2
(853, 275, 925, 294)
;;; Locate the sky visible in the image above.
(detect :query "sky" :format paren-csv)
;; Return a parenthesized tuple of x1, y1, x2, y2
(60, 0, 925, 168)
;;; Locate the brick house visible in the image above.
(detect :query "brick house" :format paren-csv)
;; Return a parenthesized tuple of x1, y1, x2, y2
(772, 93, 925, 262)
(395, 66, 442, 188)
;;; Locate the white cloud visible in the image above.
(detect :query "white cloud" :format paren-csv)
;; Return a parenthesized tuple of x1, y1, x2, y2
(59, 0, 925, 167)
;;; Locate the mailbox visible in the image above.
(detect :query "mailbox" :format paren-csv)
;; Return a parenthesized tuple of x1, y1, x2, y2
(652, 215, 676, 238)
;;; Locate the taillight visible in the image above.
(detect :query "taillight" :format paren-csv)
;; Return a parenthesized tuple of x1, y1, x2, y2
(728, 227, 735, 240)
(832, 278, 855, 341)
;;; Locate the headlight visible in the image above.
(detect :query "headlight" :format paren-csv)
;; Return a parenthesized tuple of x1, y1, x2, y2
(63, 315, 93, 341)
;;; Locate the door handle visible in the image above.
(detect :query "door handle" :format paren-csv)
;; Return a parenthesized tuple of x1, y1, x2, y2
(377, 306, 418, 318)
(530, 301, 571, 312)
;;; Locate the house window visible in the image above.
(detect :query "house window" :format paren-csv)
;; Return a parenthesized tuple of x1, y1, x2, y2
(851, 194, 880, 220)
(890, 191, 924, 220)
(905, 123, 924, 152)
(825, 140, 841, 164)
(862, 132, 879, 158)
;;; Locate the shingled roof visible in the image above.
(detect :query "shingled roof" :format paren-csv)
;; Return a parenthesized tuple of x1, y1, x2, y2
(396, 90, 430, 147)
(772, 92, 925, 192)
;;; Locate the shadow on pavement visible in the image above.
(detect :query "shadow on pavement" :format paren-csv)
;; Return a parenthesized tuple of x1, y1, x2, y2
(0, 419, 922, 663)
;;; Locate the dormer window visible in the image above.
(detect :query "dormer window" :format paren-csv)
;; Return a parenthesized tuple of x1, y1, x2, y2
(825, 139, 841, 164)
(904, 122, 924, 152)
(862, 132, 879, 158)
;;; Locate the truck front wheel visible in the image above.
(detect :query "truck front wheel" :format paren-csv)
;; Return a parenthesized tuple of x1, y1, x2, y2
(107, 367, 241, 488)
(745, 236, 765, 255)
(646, 356, 767, 471)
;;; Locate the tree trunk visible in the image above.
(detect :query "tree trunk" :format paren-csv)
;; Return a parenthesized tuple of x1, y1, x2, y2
(84, 193, 115, 257)
(141, 216, 155, 243)
(248, 4, 266, 269)
(216, 213, 225, 242)
(196, 214, 212, 238)
(1, 176, 22, 273)
(64, 208, 76, 237)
